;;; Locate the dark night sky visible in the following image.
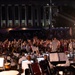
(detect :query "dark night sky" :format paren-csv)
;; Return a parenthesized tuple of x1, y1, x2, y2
(0, 0, 74, 5)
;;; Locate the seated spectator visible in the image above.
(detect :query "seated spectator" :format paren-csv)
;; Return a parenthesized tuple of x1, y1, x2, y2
(21, 55, 33, 75)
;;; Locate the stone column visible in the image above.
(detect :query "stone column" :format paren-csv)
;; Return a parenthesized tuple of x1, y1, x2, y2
(49, 0, 52, 28)
(37, 6, 41, 27)
(18, 5, 21, 27)
(43, 6, 46, 27)
(4, 5, 8, 28)
(12, 5, 15, 27)
(25, 5, 28, 27)
(31, 5, 35, 27)
(0, 5, 2, 28)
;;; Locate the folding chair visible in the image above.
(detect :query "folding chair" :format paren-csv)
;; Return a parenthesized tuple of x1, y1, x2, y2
(29, 63, 41, 75)
(39, 60, 51, 75)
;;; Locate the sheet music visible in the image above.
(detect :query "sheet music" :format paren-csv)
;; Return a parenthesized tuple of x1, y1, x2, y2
(0, 58, 4, 67)
(50, 53, 59, 62)
(22, 60, 33, 70)
(58, 53, 67, 61)
(37, 58, 44, 62)
(56, 64, 65, 66)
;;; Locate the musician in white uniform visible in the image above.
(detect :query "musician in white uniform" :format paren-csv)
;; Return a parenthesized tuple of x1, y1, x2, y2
(52, 38, 59, 52)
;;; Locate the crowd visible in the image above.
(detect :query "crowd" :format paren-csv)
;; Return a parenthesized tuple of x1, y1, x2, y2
(0, 37, 74, 54)
(0, 37, 74, 60)
(0, 30, 74, 75)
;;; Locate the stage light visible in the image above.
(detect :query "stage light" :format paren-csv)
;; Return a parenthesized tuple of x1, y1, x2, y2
(47, 3, 49, 6)
(7, 28, 13, 32)
(59, 71, 63, 75)
(21, 28, 27, 30)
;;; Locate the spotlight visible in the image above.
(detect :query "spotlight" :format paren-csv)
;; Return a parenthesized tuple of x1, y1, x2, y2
(22, 28, 27, 30)
(59, 71, 63, 75)
(7, 28, 13, 31)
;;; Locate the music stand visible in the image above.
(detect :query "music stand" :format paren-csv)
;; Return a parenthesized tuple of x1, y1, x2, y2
(58, 53, 67, 62)
(49, 53, 59, 62)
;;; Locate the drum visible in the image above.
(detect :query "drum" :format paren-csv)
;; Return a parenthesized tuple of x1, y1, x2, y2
(0, 70, 19, 75)
(5, 63, 11, 69)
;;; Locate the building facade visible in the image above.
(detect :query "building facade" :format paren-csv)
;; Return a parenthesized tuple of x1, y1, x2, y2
(0, 0, 54, 29)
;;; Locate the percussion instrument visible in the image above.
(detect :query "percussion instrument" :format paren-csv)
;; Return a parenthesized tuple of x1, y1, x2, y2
(5, 63, 11, 69)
